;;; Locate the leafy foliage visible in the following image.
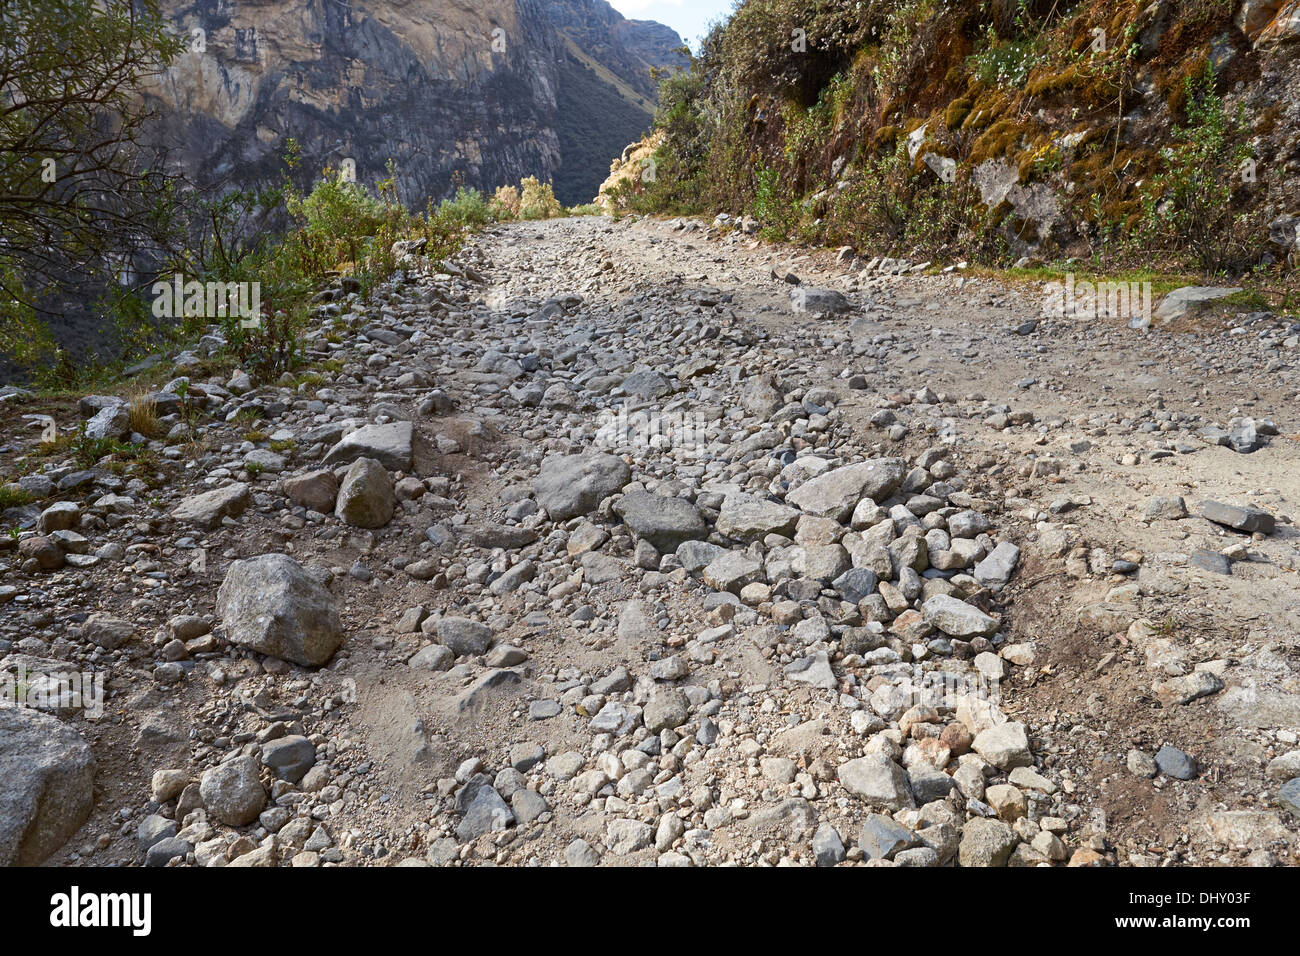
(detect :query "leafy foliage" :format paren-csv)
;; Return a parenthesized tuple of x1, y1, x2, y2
(619, 0, 1270, 276)
(0, 0, 183, 316)
(1136, 64, 1259, 274)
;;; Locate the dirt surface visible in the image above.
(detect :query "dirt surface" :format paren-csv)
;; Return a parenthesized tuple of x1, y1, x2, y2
(4, 214, 1299, 868)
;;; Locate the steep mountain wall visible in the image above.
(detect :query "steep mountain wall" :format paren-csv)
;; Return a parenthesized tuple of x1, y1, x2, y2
(146, 0, 686, 205)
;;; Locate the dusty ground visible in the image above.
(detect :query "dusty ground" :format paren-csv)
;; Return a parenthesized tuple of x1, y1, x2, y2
(4, 214, 1299, 867)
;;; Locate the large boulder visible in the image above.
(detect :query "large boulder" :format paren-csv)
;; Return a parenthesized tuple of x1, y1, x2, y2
(334, 458, 395, 528)
(81, 614, 135, 650)
(170, 484, 250, 530)
(715, 495, 800, 541)
(533, 452, 630, 521)
(1200, 500, 1275, 535)
(322, 421, 414, 472)
(613, 492, 708, 551)
(838, 755, 915, 811)
(0, 708, 95, 865)
(83, 402, 130, 441)
(216, 553, 344, 666)
(1268, 214, 1300, 252)
(922, 594, 999, 638)
(741, 376, 784, 419)
(1154, 286, 1242, 323)
(791, 286, 852, 314)
(973, 541, 1020, 587)
(282, 469, 339, 513)
(786, 459, 906, 521)
(199, 755, 266, 825)
(1238, 0, 1287, 37)
(437, 617, 494, 657)
(958, 818, 1019, 867)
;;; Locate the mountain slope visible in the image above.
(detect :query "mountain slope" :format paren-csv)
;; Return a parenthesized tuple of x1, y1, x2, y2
(607, 0, 1300, 275)
(145, 0, 686, 206)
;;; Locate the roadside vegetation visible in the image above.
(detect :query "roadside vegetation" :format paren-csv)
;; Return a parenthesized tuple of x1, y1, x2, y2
(0, 1, 602, 394)
(605, 0, 1296, 304)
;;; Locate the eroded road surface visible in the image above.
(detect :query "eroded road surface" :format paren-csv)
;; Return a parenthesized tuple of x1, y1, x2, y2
(6, 215, 1300, 867)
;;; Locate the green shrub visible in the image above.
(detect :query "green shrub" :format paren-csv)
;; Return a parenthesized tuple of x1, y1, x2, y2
(439, 187, 492, 226)
(0, 485, 34, 510)
(1136, 64, 1258, 274)
(285, 170, 392, 241)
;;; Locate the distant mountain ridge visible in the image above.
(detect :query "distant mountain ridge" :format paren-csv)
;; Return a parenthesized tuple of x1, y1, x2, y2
(146, 0, 687, 206)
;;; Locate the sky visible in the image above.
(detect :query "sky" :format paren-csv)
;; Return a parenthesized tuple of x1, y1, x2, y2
(608, 0, 736, 50)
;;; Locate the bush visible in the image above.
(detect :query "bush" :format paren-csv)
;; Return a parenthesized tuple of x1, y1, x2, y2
(1136, 64, 1259, 274)
(439, 187, 492, 226)
(491, 185, 522, 219)
(520, 177, 563, 219)
(203, 155, 465, 384)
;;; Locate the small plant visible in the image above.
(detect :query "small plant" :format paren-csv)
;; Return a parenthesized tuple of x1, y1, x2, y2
(69, 422, 134, 467)
(0, 485, 34, 510)
(967, 20, 1037, 88)
(245, 461, 264, 477)
(752, 165, 792, 241)
(128, 392, 160, 438)
(1137, 63, 1258, 274)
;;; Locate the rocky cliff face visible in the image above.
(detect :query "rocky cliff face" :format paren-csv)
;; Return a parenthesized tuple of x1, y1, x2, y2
(146, 0, 686, 206)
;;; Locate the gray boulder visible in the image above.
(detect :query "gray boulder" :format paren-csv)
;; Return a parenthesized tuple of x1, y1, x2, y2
(437, 617, 494, 657)
(741, 377, 784, 419)
(786, 459, 906, 521)
(457, 786, 514, 841)
(0, 708, 95, 865)
(81, 613, 135, 650)
(922, 594, 999, 638)
(261, 735, 316, 782)
(323, 421, 414, 471)
(791, 286, 852, 314)
(533, 452, 630, 520)
(621, 368, 674, 400)
(613, 491, 708, 551)
(170, 484, 250, 530)
(838, 755, 914, 810)
(858, 813, 919, 861)
(335, 457, 395, 528)
(643, 688, 690, 733)
(216, 553, 344, 666)
(83, 403, 130, 441)
(199, 755, 266, 825)
(701, 551, 763, 593)
(1155, 286, 1242, 323)
(715, 495, 800, 540)
(1200, 500, 1275, 535)
(1269, 215, 1300, 253)
(974, 541, 1020, 587)
(282, 469, 339, 513)
(958, 818, 1018, 867)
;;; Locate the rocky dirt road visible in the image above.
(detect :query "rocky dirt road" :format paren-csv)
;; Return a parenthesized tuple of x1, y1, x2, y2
(3, 215, 1299, 867)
